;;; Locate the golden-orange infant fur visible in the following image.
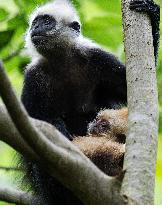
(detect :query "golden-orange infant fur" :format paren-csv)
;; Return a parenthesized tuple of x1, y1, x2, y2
(73, 107, 128, 176)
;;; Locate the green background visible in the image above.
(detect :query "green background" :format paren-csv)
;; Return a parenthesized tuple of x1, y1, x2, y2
(0, 0, 161, 204)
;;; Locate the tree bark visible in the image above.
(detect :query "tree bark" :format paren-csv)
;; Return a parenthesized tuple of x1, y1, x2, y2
(0, 104, 125, 205)
(121, 1, 159, 205)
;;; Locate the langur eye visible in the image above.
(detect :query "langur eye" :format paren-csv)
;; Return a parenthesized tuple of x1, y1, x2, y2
(42, 15, 54, 25)
(31, 15, 55, 27)
(69, 21, 80, 32)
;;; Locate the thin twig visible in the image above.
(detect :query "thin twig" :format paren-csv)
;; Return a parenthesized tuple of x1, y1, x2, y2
(0, 187, 42, 205)
(2, 44, 23, 62)
(0, 166, 23, 172)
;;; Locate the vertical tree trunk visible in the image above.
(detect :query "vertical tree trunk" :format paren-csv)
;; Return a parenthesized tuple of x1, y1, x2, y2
(121, 1, 159, 205)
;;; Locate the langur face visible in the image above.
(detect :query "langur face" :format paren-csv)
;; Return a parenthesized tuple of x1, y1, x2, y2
(30, 13, 81, 54)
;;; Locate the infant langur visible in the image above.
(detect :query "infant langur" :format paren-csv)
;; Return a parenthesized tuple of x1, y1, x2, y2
(73, 107, 128, 176)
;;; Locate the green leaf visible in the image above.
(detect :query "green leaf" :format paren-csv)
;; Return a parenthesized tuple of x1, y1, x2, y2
(0, 8, 9, 22)
(8, 14, 27, 29)
(83, 16, 122, 50)
(14, 0, 48, 14)
(0, 30, 15, 49)
(13, 0, 23, 9)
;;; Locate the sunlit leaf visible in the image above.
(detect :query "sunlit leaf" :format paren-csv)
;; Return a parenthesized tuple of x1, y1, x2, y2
(8, 14, 27, 29)
(0, 30, 15, 49)
(0, 8, 9, 22)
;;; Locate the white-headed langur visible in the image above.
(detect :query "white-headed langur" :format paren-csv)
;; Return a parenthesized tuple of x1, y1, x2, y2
(21, 0, 160, 204)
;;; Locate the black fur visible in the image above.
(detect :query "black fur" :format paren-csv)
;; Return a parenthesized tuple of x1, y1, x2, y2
(21, 0, 160, 204)
(22, 49, 127, 137)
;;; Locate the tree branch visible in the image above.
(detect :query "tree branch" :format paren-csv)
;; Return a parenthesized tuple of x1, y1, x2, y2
(0, 105, 39, 162)
(0, 105, 125, 205)
(0, 59, 125, 204)
(121, 1, 159, 205)
(0, 187, 42, 205)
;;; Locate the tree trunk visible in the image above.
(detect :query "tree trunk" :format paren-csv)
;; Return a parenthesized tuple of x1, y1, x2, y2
(121, 1, 159, 205)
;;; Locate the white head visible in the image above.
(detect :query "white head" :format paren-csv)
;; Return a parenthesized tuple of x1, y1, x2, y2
(30, 0, 80, 26)
(25, 0, 99, 60)
(25, 0, 82, 58)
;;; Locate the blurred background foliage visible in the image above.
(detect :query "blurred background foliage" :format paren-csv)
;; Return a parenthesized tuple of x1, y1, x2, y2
(0, 0, 161, 204)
